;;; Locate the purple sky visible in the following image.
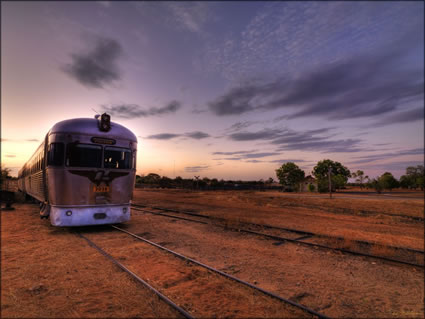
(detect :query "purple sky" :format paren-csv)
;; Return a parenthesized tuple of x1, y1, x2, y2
(2, 1, 424, 180)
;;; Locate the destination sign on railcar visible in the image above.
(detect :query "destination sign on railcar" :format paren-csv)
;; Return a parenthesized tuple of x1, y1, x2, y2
(91, 137, 116, 145)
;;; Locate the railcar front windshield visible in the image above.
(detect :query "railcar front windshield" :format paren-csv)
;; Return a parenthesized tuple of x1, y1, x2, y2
(104, 146, 132, 169)
(66, 144, 102, 168)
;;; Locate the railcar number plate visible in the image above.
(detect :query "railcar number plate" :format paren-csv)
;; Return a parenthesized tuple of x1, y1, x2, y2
(93, 186, 109, 192)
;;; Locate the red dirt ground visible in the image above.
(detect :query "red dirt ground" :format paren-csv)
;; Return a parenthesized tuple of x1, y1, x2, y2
(1, 189, 424, 318)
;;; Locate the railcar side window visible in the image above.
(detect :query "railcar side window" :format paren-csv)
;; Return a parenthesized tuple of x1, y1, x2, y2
(48, 143, 64, 166)
(66, 144, 102, 168)
(104, 147, 132, 169)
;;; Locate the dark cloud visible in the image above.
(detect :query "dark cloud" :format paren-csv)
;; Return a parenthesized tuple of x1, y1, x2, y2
(225, 121, 258, 132)
(144, 129, 210, 140)
(241, 152, 280, 159)
(185, 131, 210, 139)
(268, 159, 308, 163)
(207, 84, 259, 115)
(62, 35, 122, 88)
(212, 150, 256, 156)
(371, 107, 424, 127)
(184, 165, 210, 173)
(208, 48, 423, 121)
(213, 157, 243, 161)
(226, 127, 371, 153)
(212, 150, 279, 162)
(276, 139, 366, 153)
(348, 148, 424, 164)
(102, 101, 182, 119)
(146, 133, 181, 140)
(229, 129, 282, 141)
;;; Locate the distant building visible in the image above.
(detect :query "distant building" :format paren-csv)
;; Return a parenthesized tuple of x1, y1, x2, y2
(299, 175, 318, 192)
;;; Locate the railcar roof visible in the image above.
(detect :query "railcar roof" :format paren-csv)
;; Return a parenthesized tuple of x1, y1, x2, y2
(49, 118, 137, 142)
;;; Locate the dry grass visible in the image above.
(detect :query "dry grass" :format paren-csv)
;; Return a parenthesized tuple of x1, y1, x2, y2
(269, 194, 424, 219)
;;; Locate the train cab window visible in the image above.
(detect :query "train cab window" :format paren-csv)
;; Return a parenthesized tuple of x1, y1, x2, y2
(104, 147, 132, 169)
(48, 143, 64, 166)
(66, 143, 102, 168)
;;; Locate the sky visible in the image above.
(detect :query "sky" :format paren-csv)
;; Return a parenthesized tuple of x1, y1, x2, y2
(1, 1, 424, 180)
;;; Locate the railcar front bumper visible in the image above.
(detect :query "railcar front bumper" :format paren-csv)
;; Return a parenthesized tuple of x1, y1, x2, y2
(49, 204, 130, 226)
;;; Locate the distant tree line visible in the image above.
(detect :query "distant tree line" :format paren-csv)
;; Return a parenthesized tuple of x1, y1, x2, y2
(275, 161, 424, 193)
(136, 173, 277, 191)
(363, 165, 424, 193)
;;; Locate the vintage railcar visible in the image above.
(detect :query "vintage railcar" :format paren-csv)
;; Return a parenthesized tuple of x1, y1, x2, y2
(18, 113, 137, 226)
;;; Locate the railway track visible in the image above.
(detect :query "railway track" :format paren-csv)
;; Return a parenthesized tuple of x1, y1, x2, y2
(77, 232, 193, 319)
(131, 204, 424, 268)
(76, 226, 329, 319)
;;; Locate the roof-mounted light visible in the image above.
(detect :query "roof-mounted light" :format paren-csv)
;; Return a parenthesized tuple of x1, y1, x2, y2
(98, 113, 111, 132)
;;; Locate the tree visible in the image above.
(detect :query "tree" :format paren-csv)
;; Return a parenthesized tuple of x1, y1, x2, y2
(351, 170, 368, 188)
(312, 159, 351, 192)
(0, 167, 12, 188)
(368, 178, 383, 194)
(378, 172, 399, 191)
(143, 173, 161, 184)
(275, 162, 305, 191)
(400, 165, 424, 190)
(266, 177, 274, 184)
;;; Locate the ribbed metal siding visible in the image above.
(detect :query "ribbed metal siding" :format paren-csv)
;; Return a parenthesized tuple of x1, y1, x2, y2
(27, 171, 45, 202)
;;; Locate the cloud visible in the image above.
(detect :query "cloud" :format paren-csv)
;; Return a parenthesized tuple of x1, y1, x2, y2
(229, 129, 282, 141)
(62, 35, 122, 88)
(1, 138, 39, 143)
(225, 121, 259, 133)
(348, 148, 424, 164)
(207, 49, 423, 121)
(241, 152, 280, 159)
(208, 83, 261, 115)
(225, 126, 371, 153)
(97, 1, 111, 8)
(371, 107, 424, 127)
(212, 150, 257, 156)
(213, 157, 243, 161)
(212, 149, 280, 163)
(276, 139, 366, 153)
(101, 101, 182, 119)
(268, 159, 308, 163)
(184, 165, 210, 173)
(164, 2, 211, 34)
(144, 130, 210, 140)
(200, 2, 423, 84)
(185, 131, 210, 139)
(145, 133, 181, 140)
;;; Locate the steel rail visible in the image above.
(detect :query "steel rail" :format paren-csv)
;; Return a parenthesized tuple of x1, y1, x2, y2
(133, 203, 424, 255)
(76, 232, 194, 319)
(111, 225, 330, 319)
(132, 205, 424, 268)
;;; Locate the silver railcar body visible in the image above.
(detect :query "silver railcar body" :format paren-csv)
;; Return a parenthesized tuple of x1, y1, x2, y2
(18, 116, 137, 226)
